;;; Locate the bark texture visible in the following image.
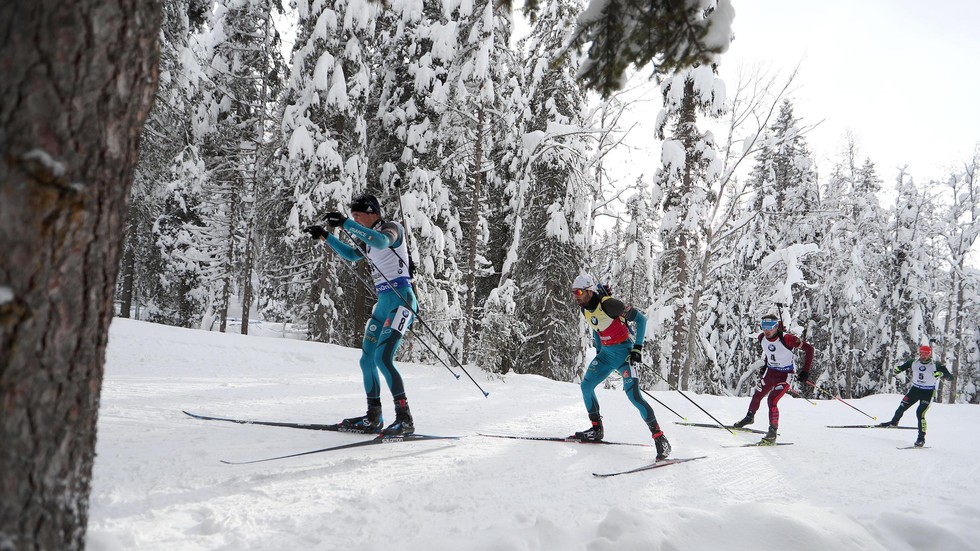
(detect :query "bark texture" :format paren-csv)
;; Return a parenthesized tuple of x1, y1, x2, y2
(0, 1, 160, 549)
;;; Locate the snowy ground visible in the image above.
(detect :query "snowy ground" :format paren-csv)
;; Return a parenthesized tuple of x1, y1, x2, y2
(88, 319, 980, 551)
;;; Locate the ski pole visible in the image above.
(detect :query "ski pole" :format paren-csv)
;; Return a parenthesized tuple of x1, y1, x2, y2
(641, 388, 687, 420)
(391, 177, 423, 309)
(342, 227, 490, 397)
(648, 367, 734, 435)
(785, 386, 816, 405)
(806, 380, 877, 420)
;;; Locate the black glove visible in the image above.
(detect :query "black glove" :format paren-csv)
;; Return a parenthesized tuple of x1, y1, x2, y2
(758, 365, 767, 379)
(303, 225, 329, 240)
(629, 345, 642, 364)
(797, 371, 809, 387)
(325, 212, 348, 228)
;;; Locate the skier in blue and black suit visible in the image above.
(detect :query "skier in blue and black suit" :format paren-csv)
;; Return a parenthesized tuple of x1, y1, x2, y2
(304, 193, 417, 436)
(571, 274, 671, 460)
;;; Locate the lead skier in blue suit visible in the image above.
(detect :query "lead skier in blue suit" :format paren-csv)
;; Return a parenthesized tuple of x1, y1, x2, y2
(304, 194, 417, 436)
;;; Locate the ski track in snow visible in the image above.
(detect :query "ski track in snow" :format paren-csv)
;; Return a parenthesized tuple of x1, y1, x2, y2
(87, 319, 980, 551)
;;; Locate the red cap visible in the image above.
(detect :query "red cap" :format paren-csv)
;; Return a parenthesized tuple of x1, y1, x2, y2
(918, 345, 932, 355)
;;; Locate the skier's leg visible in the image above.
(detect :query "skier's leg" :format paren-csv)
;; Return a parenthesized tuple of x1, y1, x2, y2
(373, 290, 417, 401)
(358, 310, 385, 402)
(766, 377, 790, 428)
(580, 347, 619, 416)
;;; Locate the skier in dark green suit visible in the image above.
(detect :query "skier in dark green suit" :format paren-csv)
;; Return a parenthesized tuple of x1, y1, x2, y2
(878, 345, 954, 447)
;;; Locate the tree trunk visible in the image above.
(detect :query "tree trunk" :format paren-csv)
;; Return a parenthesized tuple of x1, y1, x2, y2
(118, 234, 137, 319)
(462, 106, 486, 364)
(240, 225, 255, 335)
(949, 260, 965, 403)
(0, 1, 160, 549)
(845, 324, 855, 398)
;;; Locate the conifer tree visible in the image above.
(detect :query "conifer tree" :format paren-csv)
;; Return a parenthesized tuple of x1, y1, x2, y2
(652, 65, 724, 388)
(436, 0, 521, 362)
(280, 0, 379, 345)
(565, 0, 734, 97)
(367, 0, 467, 364)
(813, 145, 888, 397)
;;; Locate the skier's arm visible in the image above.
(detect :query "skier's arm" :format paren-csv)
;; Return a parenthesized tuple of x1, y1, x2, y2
(325, 234, 363, 262)
(797, 339, 814, 378)
(934, 362, 954, 381)
(894, 358, 914, 374)
(343, 218, 400, 249)
(754, 334, 766, 376)
(625, 307, 646, 348)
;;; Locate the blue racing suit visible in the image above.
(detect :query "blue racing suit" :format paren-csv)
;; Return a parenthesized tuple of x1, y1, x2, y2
(325, 218, 416, 403)
(579, 294, 657, 425)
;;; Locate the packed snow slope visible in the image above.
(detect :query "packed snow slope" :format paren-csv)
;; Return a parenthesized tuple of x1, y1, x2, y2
(88, 319, 980, 551)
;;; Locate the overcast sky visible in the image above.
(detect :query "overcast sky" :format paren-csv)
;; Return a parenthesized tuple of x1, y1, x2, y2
(717, 0, 980, 183)
(604, 0, 980, 193)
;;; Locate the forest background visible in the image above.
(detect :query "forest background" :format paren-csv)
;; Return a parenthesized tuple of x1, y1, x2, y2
(119, 0, 980, 405)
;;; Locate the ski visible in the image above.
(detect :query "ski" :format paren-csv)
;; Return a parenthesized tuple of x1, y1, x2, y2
(221, 434, 460, 465)
(183, 410, 374, 434)
(478, 433, 654, 448)
(673, 421, 767, 435)
(723, 442, 794, 448)
(593, 456, 708, 478)
(897, 446, 931, 450)
(826, 424, 917, 430)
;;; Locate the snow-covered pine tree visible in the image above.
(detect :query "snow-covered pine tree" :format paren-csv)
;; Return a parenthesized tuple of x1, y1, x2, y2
(366, 0, 467, 365)
(878, 169, 945, 392)
(173, 0, 286, 332)
(694, 66, 803, 393)
(938, 149, 980, 403)
(435, 0, 521, 363)
(494, 0, 591, 381)
(652, 65, 725, 389)
(565, 0, 734, 97)
(811, 142, 888, 398)
(280, 0, 379, 345)
(120, 0, 210, 327)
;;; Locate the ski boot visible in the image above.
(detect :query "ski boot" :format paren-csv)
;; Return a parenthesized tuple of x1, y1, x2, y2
(339, 405, 383, 434)
(733, 412, 755, 429)
(760, 424, 778, 445)
(382, 399, 415, 436)
(914, 432, 926, 448)
(573, 413, 604, 442)
(653, 433, 671, 461)
(877, 417, 898, 428)
(646, 420, 671, 460)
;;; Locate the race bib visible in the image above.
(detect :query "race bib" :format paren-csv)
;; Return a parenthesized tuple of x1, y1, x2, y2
(392, 305, 414, 334)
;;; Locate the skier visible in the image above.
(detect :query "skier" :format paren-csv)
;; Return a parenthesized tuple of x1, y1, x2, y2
(878, 345, 954, 447)
(303, 193, 417, 436)
(732, 313, 814, 445)
(570, 274, 671, 460)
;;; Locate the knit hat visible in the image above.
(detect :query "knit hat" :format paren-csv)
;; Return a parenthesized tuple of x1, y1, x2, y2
(572, 274, 597, 291)
(918, 345, 932, 355)
(350, 194, 381, 215)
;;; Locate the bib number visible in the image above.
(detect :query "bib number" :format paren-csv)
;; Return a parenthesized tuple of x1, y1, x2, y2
(392, 305, 414, 334)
